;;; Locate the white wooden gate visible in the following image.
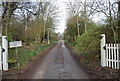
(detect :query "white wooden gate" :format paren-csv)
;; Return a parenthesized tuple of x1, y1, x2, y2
(0, 46, 1, 80)
(101, 34, 120, 69)
(106, 44, 120, 69)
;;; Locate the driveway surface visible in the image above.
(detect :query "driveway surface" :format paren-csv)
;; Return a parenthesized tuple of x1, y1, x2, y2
(28, 40, 89, 79)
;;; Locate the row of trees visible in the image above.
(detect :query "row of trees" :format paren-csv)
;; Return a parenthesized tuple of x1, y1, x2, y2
(1, 2, 58, 44)
(64, 0, 120, 62)
(65, 0, 120, 43)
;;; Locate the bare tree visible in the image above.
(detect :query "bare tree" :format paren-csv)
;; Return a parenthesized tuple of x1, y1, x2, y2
(2, 2, 19, 36)
(67, 0, 98, 35)
(117, 1, 120, 42)
(96, 0, 118, 43)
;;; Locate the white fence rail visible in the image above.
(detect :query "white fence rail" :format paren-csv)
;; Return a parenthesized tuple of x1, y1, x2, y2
(101, 34, 120, 69)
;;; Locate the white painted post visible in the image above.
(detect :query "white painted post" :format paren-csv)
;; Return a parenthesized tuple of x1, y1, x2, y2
(117, 44, 119, 69)
(111, 44, 114, 68)
(0, 46, 2, 80)
(108, 44, 111, 67)
(0, 46, 2, 70)
(2, 36, 8, 71)
(101, 34, 106, 67)
(106, 44, 108, 67)
(114, 44, 117, 69)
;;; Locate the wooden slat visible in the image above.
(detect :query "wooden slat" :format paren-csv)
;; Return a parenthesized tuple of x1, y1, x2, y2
(108, 44, 111, 67)
(106, 44, 108, 67)
(105, 43, 120, 69)
(114, 44, 117, 69)
(117, 44, 119, 69)
(111, 44, 114, 68)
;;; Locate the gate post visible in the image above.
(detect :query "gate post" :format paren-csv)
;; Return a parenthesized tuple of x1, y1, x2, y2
(0, 46, 2, 70)
(0, 46, 2, 80)
(100, 34, 106, 67)
(2, 36, 8, 71)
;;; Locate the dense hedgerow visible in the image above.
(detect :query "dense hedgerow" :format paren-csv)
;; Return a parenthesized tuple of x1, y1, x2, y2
(73, 25, 115, 60)
(74, 27, 102, 58)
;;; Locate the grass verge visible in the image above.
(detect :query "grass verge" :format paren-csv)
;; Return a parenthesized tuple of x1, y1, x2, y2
(66, 43, 119, 79)
(8, 43, 54, 70)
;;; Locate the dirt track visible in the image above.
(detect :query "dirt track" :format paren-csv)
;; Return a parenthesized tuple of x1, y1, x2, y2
(24, 40, 90, 79)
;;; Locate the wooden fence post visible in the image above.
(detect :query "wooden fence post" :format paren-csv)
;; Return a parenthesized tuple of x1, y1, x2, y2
(101, 34, 106, 67)
(117, 44, 119, 69)
(2, 36, 8, 71)
(0, 46, 2, 70)
(0, 46, 2, 80)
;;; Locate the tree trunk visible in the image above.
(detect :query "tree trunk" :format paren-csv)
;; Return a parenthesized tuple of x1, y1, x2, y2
(77, 16, 80, 37)
(84, 0, 87, 33)
(2, 2, 18, 36)
(117, 1, 120, 42)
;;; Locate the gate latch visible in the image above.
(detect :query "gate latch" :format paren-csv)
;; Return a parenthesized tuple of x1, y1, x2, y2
(103, 46, 106, 50)
(2, 48, 5, 52)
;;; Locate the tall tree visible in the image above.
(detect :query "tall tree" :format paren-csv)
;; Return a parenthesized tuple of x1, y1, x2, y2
(118, 1, 120, 42)
(96, 0, 119, 43)
(68, 0, 98, 35)
(2, 2, 19, 36)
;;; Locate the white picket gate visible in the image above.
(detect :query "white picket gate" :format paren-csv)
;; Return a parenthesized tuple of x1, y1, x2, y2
(101, 34, 120, 69)
(106, 44, 120, 69)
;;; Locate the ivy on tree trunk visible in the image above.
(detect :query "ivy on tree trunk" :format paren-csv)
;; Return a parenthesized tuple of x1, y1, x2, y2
(118, 1, 120, 42)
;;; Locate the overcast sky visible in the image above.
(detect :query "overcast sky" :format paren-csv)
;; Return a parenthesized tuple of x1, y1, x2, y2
(53, 1, 67, 34)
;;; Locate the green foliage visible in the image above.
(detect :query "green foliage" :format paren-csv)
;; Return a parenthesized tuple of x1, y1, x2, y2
(32, 51, 38, 56)
(8, 43, 52, 69)
(65, 15, 97, 42)
(7, 33, 13, 42)
(67, 25, 116, 61)
(74, 27, 102, 58)
(54, 41, 58, 43)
